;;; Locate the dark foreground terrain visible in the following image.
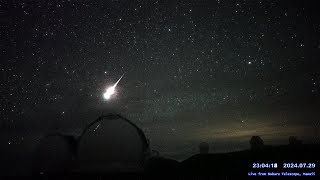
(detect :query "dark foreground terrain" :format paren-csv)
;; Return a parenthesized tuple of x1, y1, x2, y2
(9, 143, 319, 179)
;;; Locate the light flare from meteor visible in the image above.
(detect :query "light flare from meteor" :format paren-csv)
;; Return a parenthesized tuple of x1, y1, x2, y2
(103, 74, 124, 100)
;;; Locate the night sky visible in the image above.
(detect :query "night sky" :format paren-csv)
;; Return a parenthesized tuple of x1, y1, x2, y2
(1, 0, 320, 165)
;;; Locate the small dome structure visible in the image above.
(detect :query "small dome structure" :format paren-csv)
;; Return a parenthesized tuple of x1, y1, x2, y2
(289, 136, 302, 145)
(199, 142, 209, 154)
(76, 114, 150, 173)
(249, 136, 264, 150)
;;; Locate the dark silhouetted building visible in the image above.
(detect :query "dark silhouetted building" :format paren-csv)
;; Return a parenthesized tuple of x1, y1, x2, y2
(249, 136, 264, 150)
(32, 133, 77, 175)
(289, 136, 302, 145)
(75, 114, 151, 173)
(199, 142, 209, 154)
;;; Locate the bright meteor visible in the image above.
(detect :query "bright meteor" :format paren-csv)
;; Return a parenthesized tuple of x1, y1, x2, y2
(103, 74, 124, 100)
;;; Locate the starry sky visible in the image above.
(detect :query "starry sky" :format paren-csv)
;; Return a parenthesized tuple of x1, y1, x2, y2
(1, 0, 320, 163)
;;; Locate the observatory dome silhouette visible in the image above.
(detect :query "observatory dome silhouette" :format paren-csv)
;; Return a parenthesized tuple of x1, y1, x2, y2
(199, 142, 209, 154)
(32, 133, 77, 175)
(76, 114, 151, 173)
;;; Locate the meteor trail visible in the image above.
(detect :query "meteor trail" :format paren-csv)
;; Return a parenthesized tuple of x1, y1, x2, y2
(103, 74, 124, 100)
(113, 74, 124, 88)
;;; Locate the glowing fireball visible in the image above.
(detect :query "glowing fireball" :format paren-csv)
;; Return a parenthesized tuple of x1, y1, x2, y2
(103, 74, 124, 100)
(103, 86, 115, 100)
